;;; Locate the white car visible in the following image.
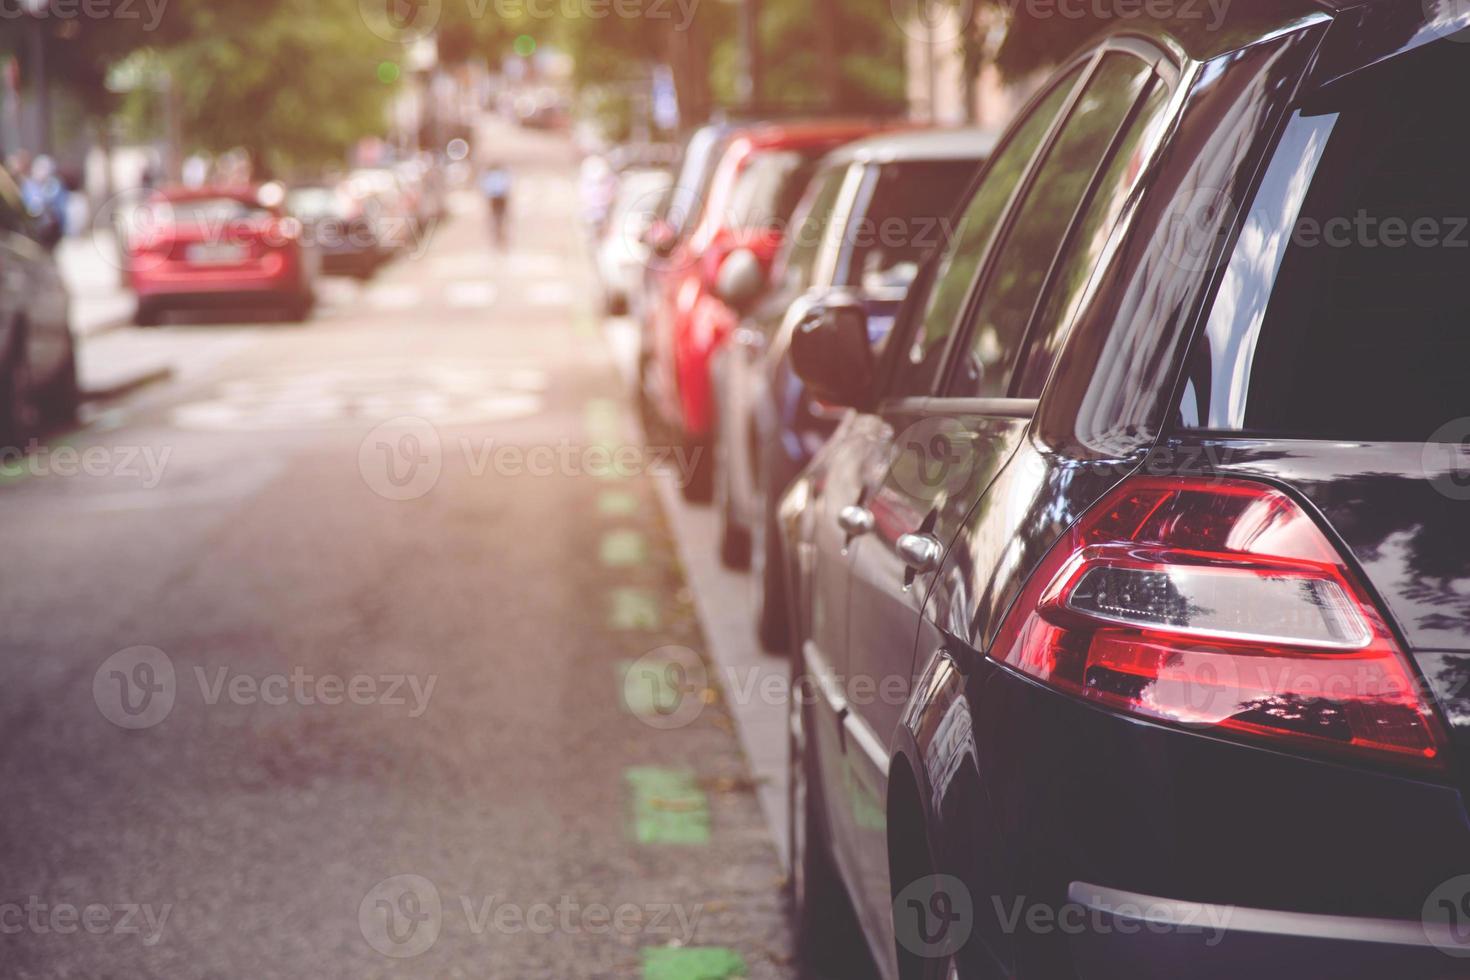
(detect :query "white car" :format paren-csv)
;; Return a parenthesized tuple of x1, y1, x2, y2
(594, 167, 672, 316)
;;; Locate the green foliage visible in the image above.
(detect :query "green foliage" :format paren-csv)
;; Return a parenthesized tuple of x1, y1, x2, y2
(140, 0, 398, 173)
(734, 0, 907, 113)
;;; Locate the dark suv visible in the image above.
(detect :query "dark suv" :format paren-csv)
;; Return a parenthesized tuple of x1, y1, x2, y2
(781, 5, 1470, 979)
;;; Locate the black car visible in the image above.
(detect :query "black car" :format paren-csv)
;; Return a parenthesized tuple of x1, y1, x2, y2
(781, 6, 1470, 979)
(710, 129, 992, 651)
(0, 168, 77, 447)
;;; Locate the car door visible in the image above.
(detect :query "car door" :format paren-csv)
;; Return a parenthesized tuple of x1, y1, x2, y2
(723, 163, 854, 529)
(801, 61, 1088, 939)
(835, 46, 1178, 950)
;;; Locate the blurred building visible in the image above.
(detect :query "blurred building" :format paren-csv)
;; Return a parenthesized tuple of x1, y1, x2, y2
(903, 7, 1039, 134)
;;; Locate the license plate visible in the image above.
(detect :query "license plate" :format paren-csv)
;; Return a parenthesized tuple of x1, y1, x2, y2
(186, 243, 247, 265)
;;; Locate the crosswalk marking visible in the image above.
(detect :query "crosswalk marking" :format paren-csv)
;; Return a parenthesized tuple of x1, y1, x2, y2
(364, 283, 420, 310)
(526, 281, 574, 307)
(445, 281, 498, 309)
(324, 278, 577, 312)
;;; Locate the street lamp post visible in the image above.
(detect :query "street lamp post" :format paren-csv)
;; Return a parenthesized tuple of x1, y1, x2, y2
(23, 0, 51, 155)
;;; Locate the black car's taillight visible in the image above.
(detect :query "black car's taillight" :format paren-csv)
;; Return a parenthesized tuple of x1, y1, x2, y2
(990, 476, 1447, 768)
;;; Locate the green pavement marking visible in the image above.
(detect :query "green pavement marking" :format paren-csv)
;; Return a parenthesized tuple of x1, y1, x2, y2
(600, 529, 647, 567)
(625, 767, 710, 846)
(642, 946, 746, 980)
(609, 588, 661, 631)
(597, 489, 639, 517)
(584, 399, 623, 443)
(617, 659, 681, 719)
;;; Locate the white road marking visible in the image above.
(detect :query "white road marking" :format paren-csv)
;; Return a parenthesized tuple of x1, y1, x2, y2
(505, 253, 565, 277)
(525, 281, 574, 307)
(446, 281, 498, 309)
(364, 283, 420, 310)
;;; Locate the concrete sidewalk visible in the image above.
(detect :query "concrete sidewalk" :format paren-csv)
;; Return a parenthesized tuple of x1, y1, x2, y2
(57, 228, 136, 339)
(56, 228, 175, 398)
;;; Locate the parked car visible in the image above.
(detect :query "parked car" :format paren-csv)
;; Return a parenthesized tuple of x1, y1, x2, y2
(127, 186, 318, 325)
(710, 129, 991, 651)
(346, 168, 418, 254)
(595, 166, 673, 315)
(639, 120, 893, 500)
(781, 10, 1470, 980)
(630, 122, 738, 331)
(0, 167, 76, 446)
(287, 181, 386, 279)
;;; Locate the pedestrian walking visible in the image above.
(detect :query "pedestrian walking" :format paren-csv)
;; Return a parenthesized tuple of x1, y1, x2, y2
(479, 161, 512, 249)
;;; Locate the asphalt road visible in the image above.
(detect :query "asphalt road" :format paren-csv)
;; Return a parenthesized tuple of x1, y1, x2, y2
(0, 122, 839, 980)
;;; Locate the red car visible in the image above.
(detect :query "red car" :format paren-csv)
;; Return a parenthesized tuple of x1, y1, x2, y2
(639, 120, 893, 499)
(126, 186, 317, 325)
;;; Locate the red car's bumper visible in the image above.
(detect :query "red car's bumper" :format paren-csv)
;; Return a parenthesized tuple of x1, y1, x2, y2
(130, 247, 306, 301)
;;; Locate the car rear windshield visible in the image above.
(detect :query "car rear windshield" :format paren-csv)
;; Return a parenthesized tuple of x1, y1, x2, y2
(1179, 40, 1469, 442)
(170, 197, 272, 224)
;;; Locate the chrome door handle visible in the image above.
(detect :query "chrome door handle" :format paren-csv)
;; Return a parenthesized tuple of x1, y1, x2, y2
(838, 505, 874, 537)
(896, 533, 943, 574)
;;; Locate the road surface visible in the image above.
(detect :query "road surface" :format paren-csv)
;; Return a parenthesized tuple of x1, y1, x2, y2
(0, 121, 883, 980)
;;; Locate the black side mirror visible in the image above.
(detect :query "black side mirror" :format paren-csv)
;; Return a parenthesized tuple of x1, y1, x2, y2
(789, 292, 873, 410)
(714, 247, 765, 312)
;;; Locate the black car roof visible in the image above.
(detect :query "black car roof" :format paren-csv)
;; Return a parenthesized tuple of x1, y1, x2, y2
(1062, 0, 1452, 86)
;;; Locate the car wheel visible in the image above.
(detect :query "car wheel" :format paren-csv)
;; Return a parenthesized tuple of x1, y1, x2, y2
(714, 420, 751, 569)
(284, 295, 315, 323)
(788, 654, 848, 969)
(0, 339, 40, 450)
(751, 480, 789, 652)
(678, 430, 714, 503)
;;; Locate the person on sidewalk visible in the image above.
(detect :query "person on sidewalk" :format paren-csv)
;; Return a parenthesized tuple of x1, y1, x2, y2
(479, 161, 512, 250)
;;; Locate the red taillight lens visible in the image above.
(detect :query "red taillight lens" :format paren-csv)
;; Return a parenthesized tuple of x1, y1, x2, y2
(992, 477, 1447, 768)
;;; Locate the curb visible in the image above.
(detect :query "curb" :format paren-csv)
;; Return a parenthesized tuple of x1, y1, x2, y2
(81, 364, 174, 402)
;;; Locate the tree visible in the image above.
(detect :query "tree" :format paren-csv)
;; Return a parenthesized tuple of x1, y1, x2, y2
(137, 0, 399, 175)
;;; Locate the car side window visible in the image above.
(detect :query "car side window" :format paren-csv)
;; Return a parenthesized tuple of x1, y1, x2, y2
(778, 166, 846, 295)
(1013, 79, 1172, 398)
(884, 65, 1083, 399)
(947, 53, 1155, 398)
